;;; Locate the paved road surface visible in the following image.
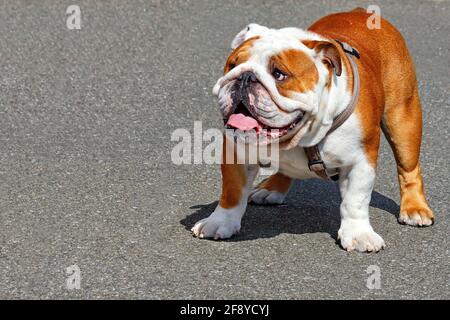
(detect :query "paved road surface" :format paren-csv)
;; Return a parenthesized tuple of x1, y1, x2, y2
(0, 0, 448, 299)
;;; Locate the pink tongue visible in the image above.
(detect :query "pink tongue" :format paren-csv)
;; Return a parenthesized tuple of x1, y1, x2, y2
(227, 113, 262, 132)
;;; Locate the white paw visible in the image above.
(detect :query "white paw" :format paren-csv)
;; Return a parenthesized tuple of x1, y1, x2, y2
(248, 188, 286, 205)
(338, 220, 385, 252)
(191, 210, 241, 240)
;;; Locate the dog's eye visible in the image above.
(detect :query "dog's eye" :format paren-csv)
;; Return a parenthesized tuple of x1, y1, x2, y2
(272, 68, 288, 81)
(229, 63, 236, 70)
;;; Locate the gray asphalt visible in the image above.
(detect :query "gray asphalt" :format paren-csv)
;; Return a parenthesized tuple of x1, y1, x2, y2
(0, 0, 448, 299)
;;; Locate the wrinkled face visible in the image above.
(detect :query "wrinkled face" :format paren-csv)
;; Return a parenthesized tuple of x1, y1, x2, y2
(213, 25, 340, 144)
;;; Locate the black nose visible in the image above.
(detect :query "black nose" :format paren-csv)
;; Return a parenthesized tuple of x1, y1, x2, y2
(238, 71, 257, 88)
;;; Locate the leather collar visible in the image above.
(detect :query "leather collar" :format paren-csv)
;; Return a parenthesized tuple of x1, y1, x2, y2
(304, 40, 361, 180)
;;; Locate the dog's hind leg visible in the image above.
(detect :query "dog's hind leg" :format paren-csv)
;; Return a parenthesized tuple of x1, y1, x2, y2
(248, 172, 292, 205)
(382, 85, 434, 226)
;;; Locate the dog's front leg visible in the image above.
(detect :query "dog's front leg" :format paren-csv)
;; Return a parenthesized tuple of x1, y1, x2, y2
(191, 137, 258, 240)
(337, 160, 386, 252)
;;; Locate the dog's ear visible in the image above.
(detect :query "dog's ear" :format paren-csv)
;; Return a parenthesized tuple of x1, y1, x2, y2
(231, 23, 268, 49)
(303, 40, 342, 76)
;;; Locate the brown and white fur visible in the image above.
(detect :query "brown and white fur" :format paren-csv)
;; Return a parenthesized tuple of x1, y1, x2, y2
(191, 9, 434, 252)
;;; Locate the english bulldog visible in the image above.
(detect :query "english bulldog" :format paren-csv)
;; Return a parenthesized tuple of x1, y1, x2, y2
(191, 8, 434, 252)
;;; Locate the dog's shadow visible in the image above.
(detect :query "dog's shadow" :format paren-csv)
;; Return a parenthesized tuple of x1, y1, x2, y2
(180, 179, 399, 241)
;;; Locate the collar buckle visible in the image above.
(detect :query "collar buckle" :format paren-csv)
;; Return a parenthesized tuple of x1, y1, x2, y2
(308, 159, 326, 172)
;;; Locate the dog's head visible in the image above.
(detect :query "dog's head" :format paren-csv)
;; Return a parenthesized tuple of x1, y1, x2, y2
(213, 24, 347, 147)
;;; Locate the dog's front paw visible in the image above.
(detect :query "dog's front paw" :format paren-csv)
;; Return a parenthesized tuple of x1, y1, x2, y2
(191, 210, 241, 240)
(248, 188, 286, 205)
(338, 221, 385, 252)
